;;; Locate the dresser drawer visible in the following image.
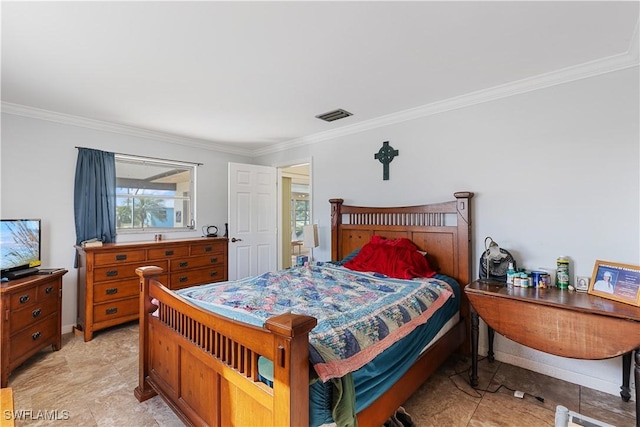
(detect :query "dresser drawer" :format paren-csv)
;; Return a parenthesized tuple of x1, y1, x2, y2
(94, 250, 147, 266)
(10, 314, 57, 362)
(10, 297, 58, 335)
(93, 260, 168, 283)
(148, 246, 189, 260)
(10, 288, 37, 309)
(170, 266, 226, 290)
(93, 274, 168, 303)
(170, 254, 226, 271)
(190, 242, 225, 256)
(37, 281, 59, 301)
(93, 297, 139, 323)
(93, 278, 139, 303)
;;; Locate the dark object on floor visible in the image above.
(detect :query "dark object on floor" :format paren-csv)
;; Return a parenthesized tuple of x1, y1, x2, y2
(383, 406, 416, 427)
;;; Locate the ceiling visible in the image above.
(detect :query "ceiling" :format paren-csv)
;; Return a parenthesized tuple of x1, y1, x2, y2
(2, 2, 638, 156)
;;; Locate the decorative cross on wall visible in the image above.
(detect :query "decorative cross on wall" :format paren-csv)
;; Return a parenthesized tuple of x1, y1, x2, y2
(374, 141, 399, 180)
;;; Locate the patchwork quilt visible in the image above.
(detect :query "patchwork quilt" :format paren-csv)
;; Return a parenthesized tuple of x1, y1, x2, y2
(177, 262, 454, 382)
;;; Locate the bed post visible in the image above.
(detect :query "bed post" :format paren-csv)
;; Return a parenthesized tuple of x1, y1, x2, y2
(453, 191, 474, 355)
(134, 266, 162, 402)
(329, 198, 344, 261)
(265, 313, 317, 426)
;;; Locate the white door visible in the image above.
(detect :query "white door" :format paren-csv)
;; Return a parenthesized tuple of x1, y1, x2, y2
(228, 163, 277, 280)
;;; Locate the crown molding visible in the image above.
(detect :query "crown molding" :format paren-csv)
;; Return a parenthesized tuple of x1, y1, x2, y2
(0, 102, 255, 157)
(254, 48, 639, 157)
(3, 47, 638, 159)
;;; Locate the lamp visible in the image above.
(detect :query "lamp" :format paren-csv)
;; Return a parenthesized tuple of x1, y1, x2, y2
(302, 224, 319, 260)
(302, 224, 319, 248)
(481, 236, 506, 282)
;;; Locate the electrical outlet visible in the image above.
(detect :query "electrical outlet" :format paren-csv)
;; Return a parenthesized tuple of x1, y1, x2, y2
(514, 390, 524, 399)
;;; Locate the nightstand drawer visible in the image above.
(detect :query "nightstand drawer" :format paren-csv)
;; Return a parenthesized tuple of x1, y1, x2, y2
(94, 250, 146, 266)
(10, 297, 58, 335)
(10, 315, 57, 362)
(37, 281, 59, 301)
(93, 297, 138, 323)
(10, 288, 37, 309)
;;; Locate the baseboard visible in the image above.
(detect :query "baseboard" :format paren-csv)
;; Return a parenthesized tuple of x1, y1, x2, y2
(478, 345, 636, 402)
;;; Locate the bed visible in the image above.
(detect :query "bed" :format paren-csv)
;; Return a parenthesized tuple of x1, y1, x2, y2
(134, 191, 474, 426)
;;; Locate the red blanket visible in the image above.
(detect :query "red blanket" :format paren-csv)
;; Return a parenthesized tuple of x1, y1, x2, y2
(344, 236, 436, 279)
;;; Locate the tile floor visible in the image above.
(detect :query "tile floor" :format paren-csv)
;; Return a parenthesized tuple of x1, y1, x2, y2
(5, 322, 636, 426)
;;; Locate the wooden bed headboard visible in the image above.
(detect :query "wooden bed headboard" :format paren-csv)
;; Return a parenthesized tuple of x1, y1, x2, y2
(330, 191, 474, 352)
(329, 192, 473, 285)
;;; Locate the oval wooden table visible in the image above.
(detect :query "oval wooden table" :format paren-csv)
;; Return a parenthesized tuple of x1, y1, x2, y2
(465, 280, 640, 427)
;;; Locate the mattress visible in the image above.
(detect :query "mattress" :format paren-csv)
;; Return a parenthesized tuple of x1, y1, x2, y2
(308, 273, 460, 425)
(253, 273, 461, 426)
(177, 267, 460, 426)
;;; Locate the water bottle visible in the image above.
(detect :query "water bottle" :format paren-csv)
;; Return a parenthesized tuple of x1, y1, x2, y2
(506, 262, 516, 286)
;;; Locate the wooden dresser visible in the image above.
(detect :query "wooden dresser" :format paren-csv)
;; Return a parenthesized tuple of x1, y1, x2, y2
(76, 237, 227, 341)
(0, 269, 66, 387)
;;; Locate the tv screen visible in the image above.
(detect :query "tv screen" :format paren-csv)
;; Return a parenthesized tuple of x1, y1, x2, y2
(1, 219, 42, 277)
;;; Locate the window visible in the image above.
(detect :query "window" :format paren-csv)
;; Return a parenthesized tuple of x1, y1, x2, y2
(115, 155, 196, 231)
(290, 185, 310, 240)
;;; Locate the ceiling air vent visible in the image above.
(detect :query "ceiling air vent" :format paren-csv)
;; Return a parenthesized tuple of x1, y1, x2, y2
(315, 109, 353, 122)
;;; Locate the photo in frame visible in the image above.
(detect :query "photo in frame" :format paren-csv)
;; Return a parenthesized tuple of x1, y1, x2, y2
(588, 260, 640, 307)
(574, 276, 590, 292)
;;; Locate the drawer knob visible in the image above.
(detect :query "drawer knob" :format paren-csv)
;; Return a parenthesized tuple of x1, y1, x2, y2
(115, 254, 127, 261)
(165, 250, 174, 256)
(106, 288, 118, 295)
(179, 276, 188, 283)
(32, 308, 41, 318)
(210, 271, 218, 277)
(32, 331, 41, 340)
(205, 246, 212, 252)
(210, 257, 218, 263)
(45, 286, 54, 294)
(106, 307, 118, 315)
(106, 270, 118, 277)
(179, 261, 188, 268)
(19, 295, 30, 304)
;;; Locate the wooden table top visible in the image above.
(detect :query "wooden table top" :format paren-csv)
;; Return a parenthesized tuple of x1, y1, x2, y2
(466, 280, 640, 322)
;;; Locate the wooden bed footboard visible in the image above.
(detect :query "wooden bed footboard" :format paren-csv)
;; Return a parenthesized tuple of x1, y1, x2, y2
(135, 266, 316, 426)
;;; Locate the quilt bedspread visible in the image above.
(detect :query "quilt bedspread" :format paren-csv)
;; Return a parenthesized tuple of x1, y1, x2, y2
(177, 262, 453, 382)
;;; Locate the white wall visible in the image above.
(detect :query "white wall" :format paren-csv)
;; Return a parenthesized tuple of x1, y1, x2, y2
(0, 114, 252, 334)
(256, 67, 640, 398)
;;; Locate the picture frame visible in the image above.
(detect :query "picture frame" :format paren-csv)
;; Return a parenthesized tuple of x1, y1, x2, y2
(574, 276, 590, 292)
(588, 260, 640, 307)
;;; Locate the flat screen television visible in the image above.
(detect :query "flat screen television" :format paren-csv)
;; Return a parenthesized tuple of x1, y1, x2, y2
(1, 219, 42, 278)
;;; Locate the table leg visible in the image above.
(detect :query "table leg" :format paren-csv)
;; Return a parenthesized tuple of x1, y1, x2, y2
(487, 325, 495, 362)
(621, 352, 631, 402)
(634, 348, 639, 427)
(470, 309, 479, 387)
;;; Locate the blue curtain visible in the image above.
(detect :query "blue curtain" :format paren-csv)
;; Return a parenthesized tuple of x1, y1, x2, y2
(74, 148, 117, 255)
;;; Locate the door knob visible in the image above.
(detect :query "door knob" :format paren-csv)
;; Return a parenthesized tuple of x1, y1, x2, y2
(231, 237, 242, 242)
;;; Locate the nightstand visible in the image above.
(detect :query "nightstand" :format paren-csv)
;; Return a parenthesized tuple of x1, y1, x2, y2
(0, 270, 67, 387)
